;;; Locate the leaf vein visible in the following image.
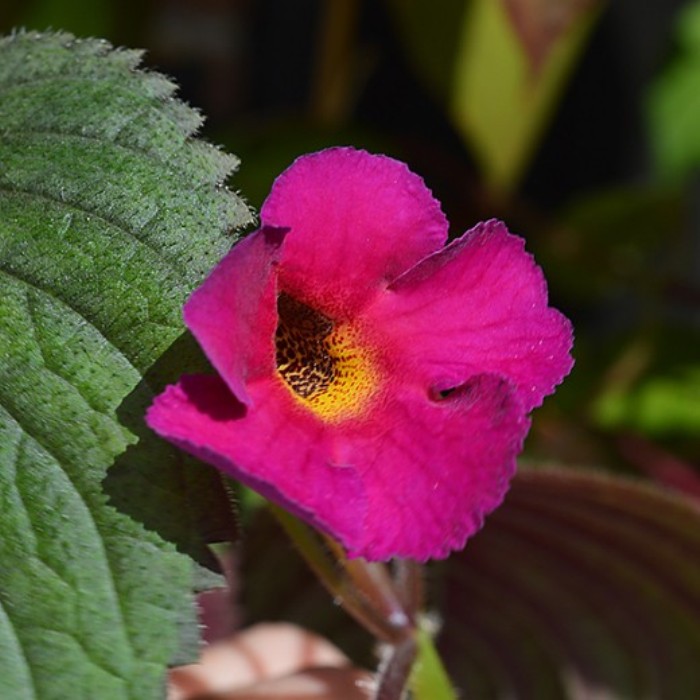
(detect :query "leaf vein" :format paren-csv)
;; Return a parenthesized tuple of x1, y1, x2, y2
(22, 289, 121, 419)
(0, 597, 38, 700)
(0, 265, 139, 374)
(0, 396, 137, 671)
(0, 183, 188, 277)
(3, 127, 218, 188)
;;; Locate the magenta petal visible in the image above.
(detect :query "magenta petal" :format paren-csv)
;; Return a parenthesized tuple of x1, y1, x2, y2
(343, 375, 530, 561)
(147, 146, 575, 564)
(146, 374, 527, 562)
(146, 374, 367, 545)
(183, 227, 285, 406)
(365, 220, 574, 412)
(261, 148, 448, 316)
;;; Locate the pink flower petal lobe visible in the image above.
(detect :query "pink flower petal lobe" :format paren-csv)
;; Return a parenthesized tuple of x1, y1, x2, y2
(147, 149, 574, 561)
(262, 148, 449, 316)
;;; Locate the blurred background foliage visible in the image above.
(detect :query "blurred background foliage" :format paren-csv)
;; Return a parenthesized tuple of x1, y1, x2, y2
(3, 0, 700, 693)
(6, 0, 691, 473)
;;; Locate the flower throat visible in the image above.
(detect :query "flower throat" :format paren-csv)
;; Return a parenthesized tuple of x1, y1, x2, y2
(275, 293, 376, 421)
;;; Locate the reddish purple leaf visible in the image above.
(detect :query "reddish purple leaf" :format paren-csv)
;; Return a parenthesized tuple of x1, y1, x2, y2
(440, 468, 700, 698)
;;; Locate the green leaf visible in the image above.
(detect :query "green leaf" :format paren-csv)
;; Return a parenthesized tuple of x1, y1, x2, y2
(648, 0, 700, 181)
(451, 0, 600, 194)
(388, 0, 600, 194)
(439, 468, 700, 699)
(594, 365, 700, 437)
(0, 30, 251, 699)
(410, 625, 458, 700)
(589, 326, 700, 438)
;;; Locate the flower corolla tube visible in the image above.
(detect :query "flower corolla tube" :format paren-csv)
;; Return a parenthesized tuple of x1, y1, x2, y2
(147, 147, 574, 561)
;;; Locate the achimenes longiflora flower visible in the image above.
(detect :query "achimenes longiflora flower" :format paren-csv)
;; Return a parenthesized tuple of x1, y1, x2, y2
(147, 147, 573, 561)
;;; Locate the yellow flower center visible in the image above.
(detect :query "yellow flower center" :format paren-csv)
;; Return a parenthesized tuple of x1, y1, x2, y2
(275, 293, 377, 421)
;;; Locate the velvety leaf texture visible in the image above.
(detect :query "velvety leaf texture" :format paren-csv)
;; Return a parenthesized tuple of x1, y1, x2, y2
(440, 468, 700, 699)
(0, 31, 251, 699)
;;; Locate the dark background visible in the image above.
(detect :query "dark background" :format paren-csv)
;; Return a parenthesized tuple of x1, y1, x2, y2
(2, 0, 698, 507)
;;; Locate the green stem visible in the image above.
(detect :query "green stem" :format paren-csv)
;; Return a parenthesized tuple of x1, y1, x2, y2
(268, 504, 402, 643)
(269, 506, 457, 699)
(324, 536, 412, 639)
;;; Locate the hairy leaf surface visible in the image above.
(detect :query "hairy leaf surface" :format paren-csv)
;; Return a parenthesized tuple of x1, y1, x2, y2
(0, 31, 251, 699)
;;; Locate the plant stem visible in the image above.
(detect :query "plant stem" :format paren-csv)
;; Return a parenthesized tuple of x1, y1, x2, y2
(375, 637, 417, 700)
(392, 558, 424, 623)
(269, 506, 457, 700)
(324, 536, 412, 641)
(269, 505, 402, 643)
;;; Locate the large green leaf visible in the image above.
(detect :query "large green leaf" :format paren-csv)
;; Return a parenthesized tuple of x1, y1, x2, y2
(388, 0, 601, 194)
(439, 468, 700, 699)
(0, 31, 251, 699)
(648, 0, 700, 181)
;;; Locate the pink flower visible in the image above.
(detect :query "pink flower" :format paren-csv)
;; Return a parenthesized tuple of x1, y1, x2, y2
(147, 148, 573, 561)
